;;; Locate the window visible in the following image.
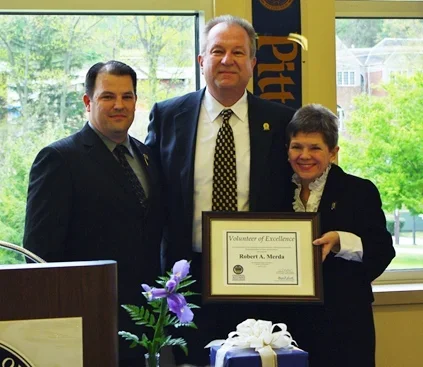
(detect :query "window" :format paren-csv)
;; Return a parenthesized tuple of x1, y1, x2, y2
(0, 12, 199, 263)
(336, 1, 423, 281)
(337, 71, 356, 86)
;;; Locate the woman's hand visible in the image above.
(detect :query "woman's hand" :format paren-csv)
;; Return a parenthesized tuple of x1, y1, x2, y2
(313, 231, 340, 261)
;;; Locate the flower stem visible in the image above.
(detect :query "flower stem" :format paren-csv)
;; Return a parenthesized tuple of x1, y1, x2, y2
(149, 297, 168, 361)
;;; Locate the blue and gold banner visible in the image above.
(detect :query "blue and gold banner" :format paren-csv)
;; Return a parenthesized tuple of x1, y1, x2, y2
(252, 0, 302, 109)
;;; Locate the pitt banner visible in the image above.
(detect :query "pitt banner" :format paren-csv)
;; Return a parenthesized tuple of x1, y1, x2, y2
(252, 0, 302, 108)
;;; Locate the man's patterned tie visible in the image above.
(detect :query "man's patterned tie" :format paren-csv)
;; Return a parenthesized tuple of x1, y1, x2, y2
(212, 109, 238, 211)
(114, 144, 147, 208)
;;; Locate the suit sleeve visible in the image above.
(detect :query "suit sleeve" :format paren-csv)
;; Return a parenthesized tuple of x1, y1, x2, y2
(145, 102, 162, 168)
(23, 146, 72, 261)
(354, 179, 395, 281)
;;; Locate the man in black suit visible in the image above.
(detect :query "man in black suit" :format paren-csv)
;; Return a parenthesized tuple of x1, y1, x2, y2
(23, 60, 163, 367)
(145, 15, 295, 366)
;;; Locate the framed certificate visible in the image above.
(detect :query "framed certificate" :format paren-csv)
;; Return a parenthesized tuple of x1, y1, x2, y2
(202, 212, 323, 303)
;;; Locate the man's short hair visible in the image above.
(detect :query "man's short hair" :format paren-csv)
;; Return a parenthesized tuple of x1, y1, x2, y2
(200, 15, 257, 59)
(84, 60, 137, 98)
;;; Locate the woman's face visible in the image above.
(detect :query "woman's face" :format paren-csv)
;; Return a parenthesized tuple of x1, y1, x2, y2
(288, 132, 339, 186)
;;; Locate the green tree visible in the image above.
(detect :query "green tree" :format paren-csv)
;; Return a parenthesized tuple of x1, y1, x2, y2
(336, 19, 383, 47)
(379, 19, 423, 39)
(0, 15, 100, 132)
(0, 124, 69, 262)
(340, 72, 423, 244)
(131, 15, 195, 107)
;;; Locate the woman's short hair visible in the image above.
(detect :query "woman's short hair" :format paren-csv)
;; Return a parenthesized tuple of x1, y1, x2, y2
(286, 103, 339, 150)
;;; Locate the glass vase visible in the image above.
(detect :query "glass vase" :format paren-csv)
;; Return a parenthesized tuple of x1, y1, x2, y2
(144, 352, 160, 367)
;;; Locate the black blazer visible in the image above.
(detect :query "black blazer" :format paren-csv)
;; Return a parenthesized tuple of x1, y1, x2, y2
(284, 164, 395, 367)
(316, 164, 395, 305)
(145, 88, 295, 268)
(23, 123, 163, 358)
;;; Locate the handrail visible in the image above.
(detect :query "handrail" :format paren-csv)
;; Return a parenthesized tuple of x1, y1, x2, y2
(0, 240, 46, 263)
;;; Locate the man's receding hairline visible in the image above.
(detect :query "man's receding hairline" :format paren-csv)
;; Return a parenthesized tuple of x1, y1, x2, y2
(203, 23, 254, 57)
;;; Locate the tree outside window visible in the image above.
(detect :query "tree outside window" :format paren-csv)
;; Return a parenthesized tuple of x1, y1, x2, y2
(336, 18, 423, 271)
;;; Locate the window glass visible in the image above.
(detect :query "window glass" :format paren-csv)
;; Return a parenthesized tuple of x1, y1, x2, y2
(0, 13, 198, 262)
(336, 17, 423, 272)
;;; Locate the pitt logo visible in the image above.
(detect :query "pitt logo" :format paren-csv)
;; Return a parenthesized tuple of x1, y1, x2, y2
(0, 342, 34, 367)
(259, 0, 294, 11)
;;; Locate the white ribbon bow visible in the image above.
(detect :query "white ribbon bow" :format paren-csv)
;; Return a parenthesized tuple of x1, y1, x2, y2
(205, 319, 296, 367)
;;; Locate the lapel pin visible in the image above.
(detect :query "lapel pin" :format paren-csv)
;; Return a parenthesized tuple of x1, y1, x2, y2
(143, 153, 149, 166)
(263, 122, 270, 131)
(331, 202, 337, 210)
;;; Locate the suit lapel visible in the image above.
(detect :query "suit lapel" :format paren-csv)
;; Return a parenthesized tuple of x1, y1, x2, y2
(131, 138, 151, 179)
(174, 89, 204, 216)
(318, 165, 345, 231)
(80, 123, 143, 211)
(247, 93, 276, 210)
(130, 137, 158, 198)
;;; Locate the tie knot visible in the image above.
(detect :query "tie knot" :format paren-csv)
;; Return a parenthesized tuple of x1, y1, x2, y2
(220, 109, 233, 123)
(114, 144, 129, 156)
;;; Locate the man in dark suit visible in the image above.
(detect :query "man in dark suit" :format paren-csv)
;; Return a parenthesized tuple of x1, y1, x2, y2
(23, 60, 163, 367)
(145, 15, 295, 366)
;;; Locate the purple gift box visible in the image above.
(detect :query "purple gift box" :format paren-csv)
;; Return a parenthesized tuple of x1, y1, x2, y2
(210, 345, 308, 367)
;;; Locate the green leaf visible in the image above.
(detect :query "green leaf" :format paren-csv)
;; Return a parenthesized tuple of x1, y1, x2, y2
(156, 279, 167, 287)
(118, 331, 141, 347)
(164, 314, 178, 326)
(140, 333, 151, 349)
(175, 321, 197, 329)
(177, 281, 196, 291)
(121, 304, 155, 328)
(162, 337, 188, 355)
(186, 302, 200, 309)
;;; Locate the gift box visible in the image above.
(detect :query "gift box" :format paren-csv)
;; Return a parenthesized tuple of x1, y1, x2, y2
(210, 345, 309, 367)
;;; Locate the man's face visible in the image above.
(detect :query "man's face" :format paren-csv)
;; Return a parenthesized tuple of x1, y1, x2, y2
(198, 23, 256, 103)
(83, 73, 137, 143)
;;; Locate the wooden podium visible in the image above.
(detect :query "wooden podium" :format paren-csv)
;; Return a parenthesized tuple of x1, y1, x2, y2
(0, 260, 118, 366)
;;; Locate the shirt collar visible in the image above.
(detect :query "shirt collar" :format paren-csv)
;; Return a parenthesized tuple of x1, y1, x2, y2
(203, 88, 248, 123)
(88, 121, 133, 156)
(292, 164, 332, 191)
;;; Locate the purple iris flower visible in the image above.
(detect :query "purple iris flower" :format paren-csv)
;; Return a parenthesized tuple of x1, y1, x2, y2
(141, 260, 194, 323)
(166, 260, 190, 292)
(141, 284, 167, 301)
(172, 260, 190, 281)
(167, 293, 194, 323)
(166, 277, 178, 293)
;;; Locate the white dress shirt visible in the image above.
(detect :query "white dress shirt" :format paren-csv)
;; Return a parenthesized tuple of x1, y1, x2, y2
(292, 165, 363, 262)
(192, 89, 250, 252)
(88, 121, 150, 197)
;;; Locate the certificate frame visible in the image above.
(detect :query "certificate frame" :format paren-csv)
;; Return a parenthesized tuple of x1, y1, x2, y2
(202, 212, 323, 304)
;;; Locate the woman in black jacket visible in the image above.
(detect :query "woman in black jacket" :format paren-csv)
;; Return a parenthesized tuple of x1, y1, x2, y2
(285, 103, 395, 367)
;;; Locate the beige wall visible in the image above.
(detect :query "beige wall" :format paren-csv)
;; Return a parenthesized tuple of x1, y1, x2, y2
(374, 304, 423, 367)
(4, 0, 422, 366)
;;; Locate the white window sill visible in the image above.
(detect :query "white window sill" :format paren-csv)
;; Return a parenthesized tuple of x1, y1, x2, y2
(373, 283, 423, 306)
